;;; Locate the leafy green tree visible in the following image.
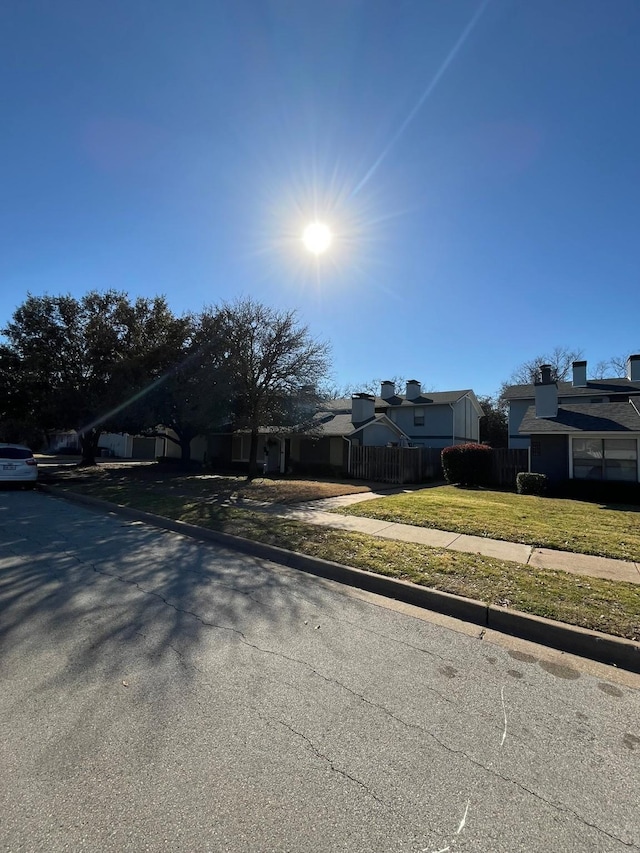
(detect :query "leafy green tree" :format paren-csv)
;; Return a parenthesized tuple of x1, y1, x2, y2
(0, 344, 44, 446)
(2, 291, 187, 464)
(137, 309, 232, 464)
(478, 395, 508, 447)
(216, 298, 331, 479)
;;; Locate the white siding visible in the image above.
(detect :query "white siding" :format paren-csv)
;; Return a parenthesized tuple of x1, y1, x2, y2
(98, 433, 131, 457)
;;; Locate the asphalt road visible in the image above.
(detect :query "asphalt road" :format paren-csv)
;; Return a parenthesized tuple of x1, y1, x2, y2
(1, 490, 639, 853)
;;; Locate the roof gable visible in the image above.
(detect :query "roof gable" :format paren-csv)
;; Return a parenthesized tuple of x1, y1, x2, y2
(350, 413, 409, 438)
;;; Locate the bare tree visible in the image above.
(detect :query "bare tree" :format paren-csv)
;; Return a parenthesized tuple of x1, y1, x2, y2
(217, 298, 331, 479)
(592, 352, 638, 379)
(506, 346, 584, 386)
(322, 375, 434, 399)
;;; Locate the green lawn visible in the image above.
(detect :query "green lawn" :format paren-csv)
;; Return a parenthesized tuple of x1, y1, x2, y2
(337, 485, 640, 562)
(54, 479, 640, 641)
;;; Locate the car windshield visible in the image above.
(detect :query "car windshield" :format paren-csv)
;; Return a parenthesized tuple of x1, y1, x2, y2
(0, 448, 32, 460)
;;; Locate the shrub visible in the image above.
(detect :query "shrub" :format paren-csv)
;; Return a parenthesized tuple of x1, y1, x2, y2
(516, 472, 547, 496)
(441, 443, 492, 486)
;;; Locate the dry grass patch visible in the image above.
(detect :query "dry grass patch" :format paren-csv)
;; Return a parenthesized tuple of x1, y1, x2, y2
(337, 485, 640, 562)
(45, 463, 370, 504)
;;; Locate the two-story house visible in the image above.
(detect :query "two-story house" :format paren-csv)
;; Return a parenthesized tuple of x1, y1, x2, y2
(284, 380, 483, 475)
(502, 356, 640, 484)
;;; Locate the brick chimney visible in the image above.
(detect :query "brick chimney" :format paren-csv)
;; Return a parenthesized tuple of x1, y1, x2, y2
(351, 393, 375, 424)
(535, 364, 558, 418)
(572, 360, 587, 387)
(626, 354, 640, 381)
(381, 380, 395, 400)
(406, 379, 421, 401)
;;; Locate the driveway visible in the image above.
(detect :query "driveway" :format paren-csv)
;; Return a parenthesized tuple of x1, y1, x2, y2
(1, 490, 639, 852)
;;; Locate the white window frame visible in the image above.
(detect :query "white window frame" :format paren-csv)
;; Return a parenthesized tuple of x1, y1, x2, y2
(413, 407, 425, 427)
(569, 434, 640, 482)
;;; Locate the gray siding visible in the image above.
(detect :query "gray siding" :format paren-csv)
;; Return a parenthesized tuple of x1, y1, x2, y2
(361, 422, 400, 447)
(453, 396, 479, 443)
(388, 404, 454, 444)
(508, 399, 532, 449)
(530, 435, 569, 482)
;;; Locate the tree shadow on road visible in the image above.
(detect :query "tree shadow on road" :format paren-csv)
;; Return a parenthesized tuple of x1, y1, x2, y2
(0, 491, 329, 736)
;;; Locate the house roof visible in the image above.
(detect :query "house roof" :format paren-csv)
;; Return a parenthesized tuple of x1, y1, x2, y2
(375, 390, 476, 407)
(503, 378, 640, 401)
(324, 390, 476, 409)
(519, 399, 640, 434)
(351, 413, 408, 437)
(309, 412, 409, 438)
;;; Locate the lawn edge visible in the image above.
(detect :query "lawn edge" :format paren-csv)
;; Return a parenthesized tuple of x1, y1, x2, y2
(41, 484, 640, 674)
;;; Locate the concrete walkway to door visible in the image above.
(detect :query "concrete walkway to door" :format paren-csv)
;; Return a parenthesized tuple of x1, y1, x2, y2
(235, 489, 640, 586)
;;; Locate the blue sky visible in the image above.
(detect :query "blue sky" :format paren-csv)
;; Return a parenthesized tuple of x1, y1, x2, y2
(1, 0, 639, 397)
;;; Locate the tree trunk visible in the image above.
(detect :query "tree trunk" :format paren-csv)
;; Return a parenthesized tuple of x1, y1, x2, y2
(246, 429, 261, 480)
(160, 427, 193, 467)
(79, 428, 101, 466)
(180, 437, 192, 465)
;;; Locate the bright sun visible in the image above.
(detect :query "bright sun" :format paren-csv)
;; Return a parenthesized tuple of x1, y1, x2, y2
(302, 222, 332, 255)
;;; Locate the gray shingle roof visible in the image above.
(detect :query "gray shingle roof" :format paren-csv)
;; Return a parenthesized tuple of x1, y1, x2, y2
(309, 412, 407, 437)
(519, 400, 640, 434)
(374, 390, 474, 406)
(323, 390, 474, 410)
(312, 413, 357, 436)
(504, 378, 640, 400)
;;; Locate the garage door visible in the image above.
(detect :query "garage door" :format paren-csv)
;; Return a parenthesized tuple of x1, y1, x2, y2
(131, 437, 157, 459)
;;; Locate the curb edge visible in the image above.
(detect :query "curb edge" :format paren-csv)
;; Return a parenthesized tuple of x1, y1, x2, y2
(41, 484, 640, 674)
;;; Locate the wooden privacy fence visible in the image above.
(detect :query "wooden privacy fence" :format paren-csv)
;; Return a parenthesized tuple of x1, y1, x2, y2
(491, 448, 529, 488)
(350, 446, 443, 484)
(350, 445, 529, 487)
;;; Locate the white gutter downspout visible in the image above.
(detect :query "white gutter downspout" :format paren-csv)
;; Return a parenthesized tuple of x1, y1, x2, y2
(630, 399, 640, 483)
(449, 403, 455, 445)
(342, 435, 351, 475)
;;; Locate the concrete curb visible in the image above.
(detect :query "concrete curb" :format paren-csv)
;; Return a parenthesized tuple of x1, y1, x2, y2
(41, 485, 640, 674)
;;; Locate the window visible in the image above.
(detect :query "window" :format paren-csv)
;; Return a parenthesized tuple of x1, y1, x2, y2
(531, 441, 541, 457)
(572, 438, 637, 481)
(414, 407, 425, 427)
(232, 435, 252, 461)
(0, 447, 33, 460)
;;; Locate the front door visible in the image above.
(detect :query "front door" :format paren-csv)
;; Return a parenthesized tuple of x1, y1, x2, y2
(266, 439, 282, 473)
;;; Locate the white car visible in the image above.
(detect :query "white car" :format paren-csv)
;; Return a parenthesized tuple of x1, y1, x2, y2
(0, 444, 38, 486)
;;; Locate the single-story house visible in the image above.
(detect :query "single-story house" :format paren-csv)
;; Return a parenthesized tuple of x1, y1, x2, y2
(513, 357, 640, 484)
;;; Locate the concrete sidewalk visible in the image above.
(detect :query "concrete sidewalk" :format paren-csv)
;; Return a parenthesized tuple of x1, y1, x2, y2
(237, 493, 640, 586)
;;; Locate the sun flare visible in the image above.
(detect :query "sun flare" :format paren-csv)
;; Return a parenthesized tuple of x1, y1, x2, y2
(302, 222, 332, 255)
